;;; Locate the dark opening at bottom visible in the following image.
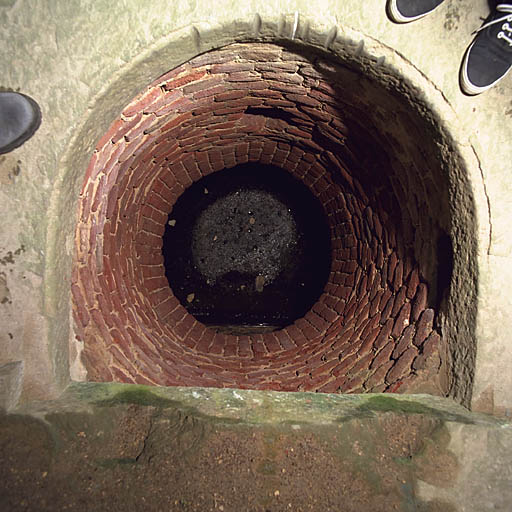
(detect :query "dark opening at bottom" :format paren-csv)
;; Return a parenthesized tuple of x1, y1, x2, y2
(162, 163, 331, 331)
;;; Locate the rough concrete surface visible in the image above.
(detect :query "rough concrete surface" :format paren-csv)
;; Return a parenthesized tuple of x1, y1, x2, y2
(1, 383, 511, 511)
(0, 0, 510, 412)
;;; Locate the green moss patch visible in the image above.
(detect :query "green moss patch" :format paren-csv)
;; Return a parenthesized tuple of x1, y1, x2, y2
(94, 387, 180, 409)
(357, 396, 474, 424)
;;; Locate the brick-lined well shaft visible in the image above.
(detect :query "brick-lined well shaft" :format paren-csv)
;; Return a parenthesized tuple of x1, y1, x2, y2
(72, 43, 446, 394)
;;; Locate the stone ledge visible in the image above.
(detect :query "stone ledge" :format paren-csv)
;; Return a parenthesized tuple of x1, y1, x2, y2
(2, 382, 510, 511)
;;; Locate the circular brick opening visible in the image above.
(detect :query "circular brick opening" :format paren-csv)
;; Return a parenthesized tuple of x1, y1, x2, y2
(163, 162, 331, 331)
(73, 42, 450, 394)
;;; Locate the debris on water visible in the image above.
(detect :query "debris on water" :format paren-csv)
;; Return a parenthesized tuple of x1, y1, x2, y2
(204, 187, 209, 194)
(168, 219, 176, 227)
(255, 275, 265, 292)
(187, 293, 195, 303)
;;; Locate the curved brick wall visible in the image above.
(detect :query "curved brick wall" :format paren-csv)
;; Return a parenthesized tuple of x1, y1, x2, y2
(72, 43, 446, 394)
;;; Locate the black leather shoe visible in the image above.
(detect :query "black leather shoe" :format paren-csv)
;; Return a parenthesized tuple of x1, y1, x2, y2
(0, 92, 41, 154)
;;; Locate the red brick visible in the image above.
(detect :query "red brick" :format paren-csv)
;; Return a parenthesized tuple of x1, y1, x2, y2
(262, 71, 303, 84)
(254, 60, 298, 72)
(239, 46, 282, 60)
(343, 372, 367, 393)
(210, 62, 254, 74)
(406, 268, 420, 299)
(314, 380, 339, 393)
(171, 161, 193, 187)
(356, 327, 376, 357)
(110, 340, 132, 366)
(251, 89, 283, 100)
(182, 77, 224, 95)
(165, 95, 196, 114)
(72, 287, 90, 328)
(360, 311, 380, 339)
(96, 118, 126, 148)
(144, 275, 168, 292)
(215, 90, 249, 103)
(308, 88, 338, 106)
(393, 260, 404, 291)
(286, 125, 314, 141)
(378, 288, 391, 312)
(350, 350, 375, 376)
(412, 283, 428, 322)
(163, 70, 208, 90)
(141, 265, 164, 279)
(365, 359, 394, 390)
(261, 334, 281, 353)
(123, 114, 157, 142)
(193, 84, 227, 100)
(225, 71, 261, 82)
(343, 296, 358, 319)
(144, 90, 183, 116)
(373, 318, 394, 351)
(368, 288, 382, 317)
(158, 114, 191, 138)
(391, 302, 411, 339)
(267, 81, 306, 95)
(209, 333, 227, 354)
(332, 354, 357, 377)
(413, 331, 441, 371)
(303, 373, 331, 391)
(123, 87, 162, 117)
(237, 336, 252, 358)
(371, 341, 395, 372)
(195, 329, 214, 353)
(304, 310, 327, 332)
(413, 308, 435, 347)
(386, 346, 417, 384)
(390, 286, 408, 318)
(296, 318, 322, 341)
(392, 324, 415, 359)
(283, 325, 307, 347)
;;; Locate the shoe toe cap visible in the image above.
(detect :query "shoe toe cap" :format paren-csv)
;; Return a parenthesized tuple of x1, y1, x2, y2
(0, 92, 41, 153)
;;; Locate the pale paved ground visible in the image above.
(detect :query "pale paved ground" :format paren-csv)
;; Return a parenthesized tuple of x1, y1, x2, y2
(0, 9, 511, 510)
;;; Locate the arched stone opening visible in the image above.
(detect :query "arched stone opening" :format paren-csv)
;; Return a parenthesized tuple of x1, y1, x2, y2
(70, 41, 476, 397)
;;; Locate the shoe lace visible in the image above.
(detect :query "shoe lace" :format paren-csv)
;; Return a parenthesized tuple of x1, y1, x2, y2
(476, 4, 512, 46)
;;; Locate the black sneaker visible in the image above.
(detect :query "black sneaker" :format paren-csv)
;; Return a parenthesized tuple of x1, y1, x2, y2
(387, 0, 445, 23)
(460, 4, 512, 95)
(0, 92, 41, 154)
